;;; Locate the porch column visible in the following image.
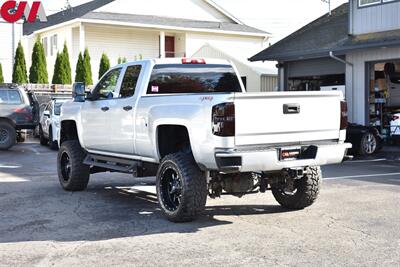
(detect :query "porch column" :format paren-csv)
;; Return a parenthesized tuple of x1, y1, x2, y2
(79, 23, 85, 53)
(159, 31, 165, 58)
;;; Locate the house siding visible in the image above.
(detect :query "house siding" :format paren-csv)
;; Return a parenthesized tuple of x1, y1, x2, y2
(351, 0, 400, 35)
(85, 24, 160, 82)
(346, 46, 400, 124)
(0, 20, 23, 83)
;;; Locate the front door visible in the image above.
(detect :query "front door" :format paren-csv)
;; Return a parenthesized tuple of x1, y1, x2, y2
(165, 36, 175, 58)
(81, 67, 123, 153)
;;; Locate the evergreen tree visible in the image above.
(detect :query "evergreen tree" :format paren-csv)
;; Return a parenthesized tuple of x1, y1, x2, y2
(12, 41, 28, 84)
(52, 52, 62, 84)
(83, 48, 93, 85)
(0, 63, 4, 83)
(98, 53, 110, 79)
(61, 43, 72, 84)
(29, 38, 48, 84)
(75, 52, 85, 83)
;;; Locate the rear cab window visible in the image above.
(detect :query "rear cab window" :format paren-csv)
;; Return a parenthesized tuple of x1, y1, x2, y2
(0, 90, 23, 104)
(147, 64, 243, 94)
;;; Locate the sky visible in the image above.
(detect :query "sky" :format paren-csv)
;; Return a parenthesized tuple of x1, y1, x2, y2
(37, 0, 348, 44)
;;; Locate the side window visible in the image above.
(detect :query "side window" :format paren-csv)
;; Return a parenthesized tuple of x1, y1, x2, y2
(120, 65, 142, 98)
(92, 68, 122, 100)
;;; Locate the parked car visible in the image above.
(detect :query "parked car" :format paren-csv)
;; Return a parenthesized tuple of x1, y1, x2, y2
(58, 58, 351, 222)
(39, 98, 69, 149)
(0, 85, 39, 150)
(346, 123, 383, 155)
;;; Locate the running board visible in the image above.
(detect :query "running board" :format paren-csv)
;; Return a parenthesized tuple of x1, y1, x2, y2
(84, 154, 138, 173)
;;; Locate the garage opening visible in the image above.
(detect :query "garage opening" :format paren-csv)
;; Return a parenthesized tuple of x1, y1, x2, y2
(367, 61, 400, 143)
(287, 74, 345, 94)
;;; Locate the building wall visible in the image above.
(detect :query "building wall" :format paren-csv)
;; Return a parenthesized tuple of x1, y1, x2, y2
(350, 0, 400, 35)
(192, 44, 261, 92)
(85, 24, 160, 82)
(346, 46, 400, 125)
(0, 20, 23, 83)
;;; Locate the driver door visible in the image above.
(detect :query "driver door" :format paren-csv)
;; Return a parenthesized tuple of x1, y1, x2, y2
(81, 68, 123, 152)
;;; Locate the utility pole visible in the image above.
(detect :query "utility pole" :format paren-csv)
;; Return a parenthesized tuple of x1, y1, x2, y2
(321, 0, 332, 16)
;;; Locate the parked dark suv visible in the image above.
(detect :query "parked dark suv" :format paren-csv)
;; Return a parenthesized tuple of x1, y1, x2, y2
(0, 85, 39, 150)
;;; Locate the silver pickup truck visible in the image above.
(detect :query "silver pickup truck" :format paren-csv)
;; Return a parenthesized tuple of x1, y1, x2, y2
(58, 58, 351, 222)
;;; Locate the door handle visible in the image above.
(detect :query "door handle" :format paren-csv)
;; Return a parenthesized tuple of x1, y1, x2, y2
(283, 104, 300, 114)
(123, 106, 133, 111)
(101, 106, 109, 112)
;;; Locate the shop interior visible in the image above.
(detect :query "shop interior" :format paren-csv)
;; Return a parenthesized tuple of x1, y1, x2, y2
(368, 61, 400, 142)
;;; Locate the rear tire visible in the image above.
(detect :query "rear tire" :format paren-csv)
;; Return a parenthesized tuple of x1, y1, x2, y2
(272, 166, 321, 210)
(156, 152, 207, 222)
(57, 140, 90, 191)
(39, 125, 48, 146)
(49, 128, 58, 150)
(359, 132, 377, 155)
(0, 122, 16, 150)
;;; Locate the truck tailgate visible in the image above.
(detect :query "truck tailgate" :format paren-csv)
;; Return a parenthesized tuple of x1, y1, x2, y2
(234, 91, 342, 146)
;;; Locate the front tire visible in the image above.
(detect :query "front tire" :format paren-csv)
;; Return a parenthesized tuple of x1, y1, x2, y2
(156, 152, 207, 222)
(57, 140, 90, 191)
(272, 167, 321, 210)
(0, 121, 16, 150)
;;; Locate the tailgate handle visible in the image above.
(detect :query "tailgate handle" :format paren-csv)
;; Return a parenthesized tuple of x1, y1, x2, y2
(283, 104, 300, 114)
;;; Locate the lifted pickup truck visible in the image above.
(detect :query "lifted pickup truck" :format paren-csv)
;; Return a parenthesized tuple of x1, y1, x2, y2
(58, 58, 351, 222)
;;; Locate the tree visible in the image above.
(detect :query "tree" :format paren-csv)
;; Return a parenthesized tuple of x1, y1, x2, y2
(12, 41, 28, 84)
(52, 43, 72, 85)
(61, 43, 72, 84)
(83, 48, 93, 85)
(29, 38, 48, 84)
(118, 57, 127, 64)
(0, 63, 4, 83)
(98, 53, 110, 79)
(75, 52, 85, 83)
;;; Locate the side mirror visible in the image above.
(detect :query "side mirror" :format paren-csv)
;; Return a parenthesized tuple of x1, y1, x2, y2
(43, 110, 50, 117)
(72, 82, 86, 102)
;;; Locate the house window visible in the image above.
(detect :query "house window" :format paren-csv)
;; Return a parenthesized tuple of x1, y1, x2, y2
(359, 0, 381, 6)
(359, 0, 398, 7)
(42, 37, 48, 57)
(50, 35, 58, 56)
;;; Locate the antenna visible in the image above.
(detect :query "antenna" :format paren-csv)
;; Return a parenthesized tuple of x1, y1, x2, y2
(321, 0, 332, 16)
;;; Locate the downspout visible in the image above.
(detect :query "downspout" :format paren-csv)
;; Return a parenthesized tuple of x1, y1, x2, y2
(329, 51, 354, 122)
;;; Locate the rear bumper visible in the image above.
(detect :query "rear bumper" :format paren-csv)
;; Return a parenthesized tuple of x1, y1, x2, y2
(214, 142, 352, 172)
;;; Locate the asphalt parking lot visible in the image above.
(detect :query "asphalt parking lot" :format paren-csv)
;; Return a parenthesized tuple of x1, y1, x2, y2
(0, 141, 399, 267)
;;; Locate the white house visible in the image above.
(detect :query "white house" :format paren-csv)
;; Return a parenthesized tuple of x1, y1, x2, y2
(0, 19, 24, 83)
(23, 0, 277, 92)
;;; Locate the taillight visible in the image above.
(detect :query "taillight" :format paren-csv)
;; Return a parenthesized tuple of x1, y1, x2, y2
(182, 58, 206, 64)
(340, 101, 348, 130)
(392, 115, 399, 121)
(212, 103, 235, 137)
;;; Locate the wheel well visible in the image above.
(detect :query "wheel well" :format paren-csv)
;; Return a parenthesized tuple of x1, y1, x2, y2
(60, 120, 78, 145)
(157, 125, 191, 159)
(0, 117, 16, 128)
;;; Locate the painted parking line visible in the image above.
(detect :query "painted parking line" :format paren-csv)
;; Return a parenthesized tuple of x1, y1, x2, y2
(345, 158, 387, 163)
(325, 172, 400, 180)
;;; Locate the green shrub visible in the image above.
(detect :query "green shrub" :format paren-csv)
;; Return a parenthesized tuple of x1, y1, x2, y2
(75, 52, 85, 83)
(61, 43, 72, 84)
(0, 63, 4, 83)
(99, 53, 110, 79)
(118, 57, 127, 64)
(52, 43, 72, 85)
(12, 41, 28, 84)
(83, 48, 93, 85)
(29, 38, 48, 84)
